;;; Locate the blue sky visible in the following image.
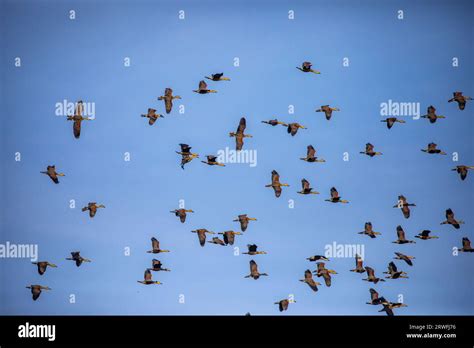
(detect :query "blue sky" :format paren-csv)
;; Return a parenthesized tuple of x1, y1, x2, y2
(0, 0, 473, 315)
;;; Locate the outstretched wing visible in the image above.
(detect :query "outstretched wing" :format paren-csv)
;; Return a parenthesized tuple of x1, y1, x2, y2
(151, 237, 159, 250)
(199, 80, 207, 90)
(330, 187, 339, 199)
(237, 117, 246, 134)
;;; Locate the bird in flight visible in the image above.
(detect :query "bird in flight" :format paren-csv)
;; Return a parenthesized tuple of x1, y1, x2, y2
(40, 165, 65, 184)
(158, 88, 181, 114)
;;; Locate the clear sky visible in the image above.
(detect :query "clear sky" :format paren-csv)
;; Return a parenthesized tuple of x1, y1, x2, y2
(0, 0, 472, 315)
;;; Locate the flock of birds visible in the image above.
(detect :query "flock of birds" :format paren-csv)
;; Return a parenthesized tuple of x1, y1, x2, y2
(28, 61, 472, 315)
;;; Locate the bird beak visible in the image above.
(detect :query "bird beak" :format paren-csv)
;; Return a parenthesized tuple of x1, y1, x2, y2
(221, 77, 231, 81)
(249, 218, 257, 221)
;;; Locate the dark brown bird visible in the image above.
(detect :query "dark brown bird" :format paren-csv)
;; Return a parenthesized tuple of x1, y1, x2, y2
(378, 299, 407, 316)
(306, 255, 329, 262)
(193, 80, 217, 94)
(245, 260, 268, 279)
(363, 266, 385, 284)
(394, 252, 415, 266)
(360, 143, 382, 157)
(300, 269, 321, 292)
(81, 202, 105, 218)
(440, 208, 464, 229)
(452, 165, 474, 181)
(296, 61, 320, 74)
(393, 195, 415, 218)
(207, 236, 226, 246)
(229, 117, 252, 151)
(191, 229, 215, 247)
(366, 288, 384, 305)
(261, 119, 288, 126)
(158, 88, 181, 114)
(350, 254, 365, 273)
(201, 155, 225, 166)
(315, 105, 340, 120)
(448, 91, 472, 110)
(459, 237, 474, 252)
(297, 178, 319, 195)
(233, 214, 257, 232)
(421, 142, 446, 155)
(141, 108, 163, 125)
(381, 117, 405, 129)
(287, 122, 307, 136)
(274, 299, 292, 312)
(242, 244, 267, 255)
(26, 285, 51, 301)
(325, 187, 349, 203)
(137, 269, 162, 285)
(147, 237, 170, 254)
(32, 261, 57, 275)
(393, 225, 416, 244)
(66, 251, 91, 267)
(358, 222, 381, 239)
(205, 73, 230, 81)
(265, 170, 289, 198)
(313, 262, 337, 287)
(149, 259, 170, 272)
(421, 105, 445, 123)
(66, 101, 92, 139)
(218, 231, 242, 245)
(40, 165, 65, 184)
(170, 208, 194, 223)
(300, 145, 325, 163)
(176, 143, 199, 169)
(415, 230, 439, 240)
(383, 261, 408, 279)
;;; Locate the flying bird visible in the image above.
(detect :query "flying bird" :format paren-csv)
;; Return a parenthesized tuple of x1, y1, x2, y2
(40, 165, 65, 184)
(415, 230, 438, 240)
(26, 285, 51, 301)
(141, 108, 163, 125)
(229, 117, 252, 151)
(325, 187, 349, 203)
(448, 91, 472, 110)
(440, 208, 464, 229)
(176, 143, 199, 169)
(245, 260, 268, 280)
(306, 255, 329, 262)
(381, 117, 405, 129)
(300, 145, 325, 163)
(205, 73, 230, 81)
(363, 266, 385, 284)
(32, 261, 57, 275)
(378, 299, 407, 316)
(421, 142, 446, 155)
(66, 100, 92, 139)
(458, 237, 473, 252)
(137, 269, 162, 285)
(242, 244, 267, 255)
(393, 225, 416, 244)
(358, 222, 381, 239)
(452, 165, 474, 181)
(350, 254, 365, 273)
(393, 195, 415, 218)
(81, 202, 105, 218)
(383, 261, 408, 279)
(233, 214, 257, 232)
(421, 106, 445, 123)
(287, 122, 307, 136)
(297, 178, 319, 195)
(313, 262, 337, 287)
(300, 269, 321, 292)
(66, 251, 91, 267)
(170, 208, 194, 223)
(265, 170, 289, 198)
(147, 238, 170, 254)
(158, 88, 181, 114)
(208, 236, 226, 246)
(360, 143, 382, 157)
(149, 259, 170, 272)
(274, 299, 292, 312)
(218, 231, 242, 245)
(193, 80, 217, 94)
(261, 119, 287, 126)
(296, 61, 320, 74)
(366, 288, 384, 305)
(316, 105, 340, 120)
(201, 155, 225, 166)
(191, 229, 215, 247)
(394, 252, 415, 266)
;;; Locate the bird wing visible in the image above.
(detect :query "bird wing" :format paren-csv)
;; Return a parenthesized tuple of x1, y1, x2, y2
(365, 267, 374, 278)
(271, 170, 280, 184)
(250, 260, 258, 273)
(199, 80, 207, 90)
(237, 117, 246, 134)
(144, 269, 152, 281)
(165, 88, 172, 97)
(73, 120, 81, 138)
(248, 244, 257, 253)
(75, 101, 83, 117)
(151, 237, 159, 250)
(446, 209, 454, 220)
(304, 269, 313, 280)
(307, 145, 316, 158)
(463, 238, 471, 249)
(397, 226, 405, 240)
(366, 143, 374, 152)
(389, 262, 397, 273)
(180, 143, 191, 153)
(365, 222, 373, 233)
(208, 155, 217, 162)
(330, 187, 339, 199)
(301, 179, 310, 190)
(322, 272, 331, 286)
